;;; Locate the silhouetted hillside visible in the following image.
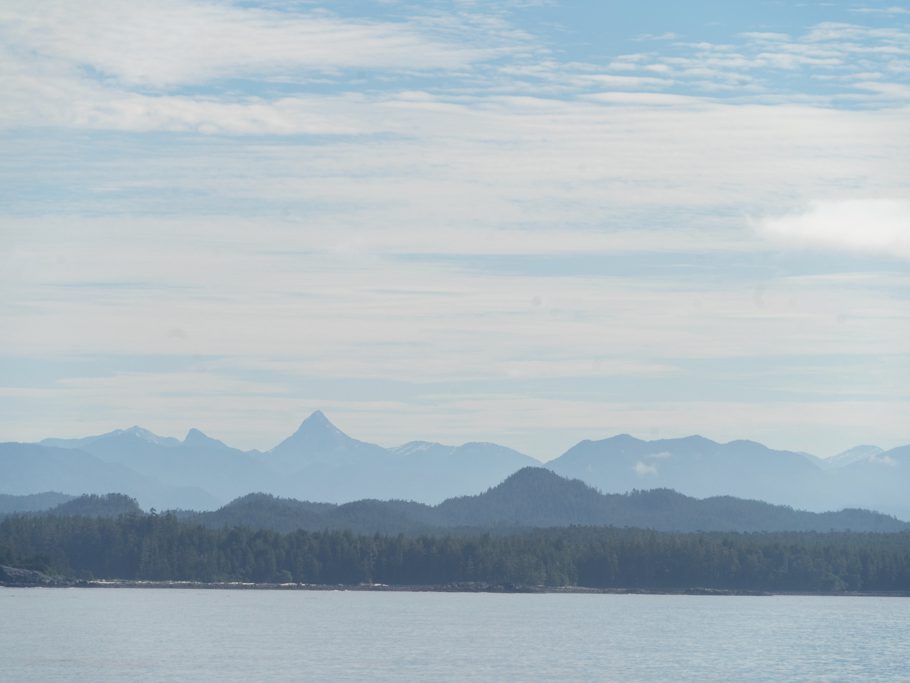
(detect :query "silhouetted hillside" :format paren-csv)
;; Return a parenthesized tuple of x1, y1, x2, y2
(179, 493, 334, 533)
(183, 467, 909, 534)
(435, 467, 609, 527)
(48, 493, 141, 517)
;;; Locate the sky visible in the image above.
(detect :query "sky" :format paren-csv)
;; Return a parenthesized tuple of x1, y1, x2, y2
(1, 0, 908, 460)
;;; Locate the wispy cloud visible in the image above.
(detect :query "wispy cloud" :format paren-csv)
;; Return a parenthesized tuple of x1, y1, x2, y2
(596, 22, 910, 104)
(0, 0, 493, 89)
(634, 32, 680, 42)
(850, 6, 910, 16)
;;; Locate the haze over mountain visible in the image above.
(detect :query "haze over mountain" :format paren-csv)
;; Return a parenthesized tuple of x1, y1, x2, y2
(1, 411, 538, 509)
(545, 434, 910, 519)
(0, 443, 220, 511)
(46, 493, 142, 518)
(547, 434, 823, 507)
(818, 445, 885, 470)
(1, 411, 907, 519)
(48, 467, 904, 535)
(0, 492, 74, 515)
(5, 468, 902, 535)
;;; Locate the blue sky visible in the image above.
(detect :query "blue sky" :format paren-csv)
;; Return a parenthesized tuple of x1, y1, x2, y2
(1, 0, 908, 459)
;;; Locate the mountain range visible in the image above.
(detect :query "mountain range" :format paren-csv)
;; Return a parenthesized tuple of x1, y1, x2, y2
(1, 411, 908, 519)
(3, 468, 906, 535)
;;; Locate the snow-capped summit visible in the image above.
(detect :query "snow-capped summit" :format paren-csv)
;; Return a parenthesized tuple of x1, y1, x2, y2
(122, 426, 179, 447)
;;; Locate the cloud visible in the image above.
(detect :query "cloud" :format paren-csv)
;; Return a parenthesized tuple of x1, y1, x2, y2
(758, 199, 910, 260)
(850, 7, 910, 16)
(574, 74, 674, 89)
(634, 461, 659, 476)
(0, 80, 375, 134)
(0, 0, 489, 89)
(634, 32, 680, 42)
(0, 0, 508, 134)
(853, 81, 910, 103)
(607, 22, 910, 104)
(3, 4, 910, 139)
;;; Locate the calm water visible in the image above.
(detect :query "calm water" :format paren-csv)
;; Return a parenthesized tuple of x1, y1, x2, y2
(1, 588, 909, 682)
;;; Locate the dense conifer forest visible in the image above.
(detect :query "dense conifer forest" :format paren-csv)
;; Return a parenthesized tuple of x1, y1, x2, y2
(2, 512, 909, 593)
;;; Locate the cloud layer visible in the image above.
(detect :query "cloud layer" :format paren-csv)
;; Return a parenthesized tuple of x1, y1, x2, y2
(1, 1, 908, 457)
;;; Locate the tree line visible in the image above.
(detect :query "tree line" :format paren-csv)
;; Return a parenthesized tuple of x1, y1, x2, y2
(1, 513, 909, 592)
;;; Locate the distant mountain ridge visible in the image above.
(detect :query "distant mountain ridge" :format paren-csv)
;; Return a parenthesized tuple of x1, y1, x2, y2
(179, 467, 909, 534)
(547, 433, 823, 507)
(8, 468, 900, 535)
(0, 443, 220, 511)
(1, 411, 907, 519)
(545, 434, 910, 518)
(4, 411, 539, 509)
(819, 445, 886, 469)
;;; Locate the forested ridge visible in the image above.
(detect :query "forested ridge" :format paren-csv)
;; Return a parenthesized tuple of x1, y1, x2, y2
(4, 469, 907, 534)
(2, 513, 910, 593)
(182, 468, 909, 534)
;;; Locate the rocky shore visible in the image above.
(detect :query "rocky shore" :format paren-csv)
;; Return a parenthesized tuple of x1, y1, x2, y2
(5, 567, 909, 597)
(0, 564, 76, 587)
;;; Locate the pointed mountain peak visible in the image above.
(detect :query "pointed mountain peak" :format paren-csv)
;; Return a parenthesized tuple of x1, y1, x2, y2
(292, 410, 347, 439)
(269, 410, 368, 458)
(300, 409, 332, 428)
(119, 426, 179, 447)
(183, 427, 212, 443)
(182, 428, 230, 450)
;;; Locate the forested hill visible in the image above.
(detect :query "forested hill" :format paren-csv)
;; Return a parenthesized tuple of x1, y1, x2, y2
(2, 514, 910, 593)
(180, 468, 908, 534)
(48, 494, 141, 518)
(0, 493, 143, 519)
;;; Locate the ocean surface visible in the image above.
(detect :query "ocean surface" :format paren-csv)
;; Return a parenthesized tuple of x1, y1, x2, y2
(2, 588, 908, 682)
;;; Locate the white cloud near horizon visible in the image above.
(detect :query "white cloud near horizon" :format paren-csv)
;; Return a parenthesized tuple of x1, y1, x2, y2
(759, 199, 910, 261)
(634, 461, 659, 476)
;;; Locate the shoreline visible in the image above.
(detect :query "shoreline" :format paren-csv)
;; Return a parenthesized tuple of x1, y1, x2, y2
(3, 576, 909, 597)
